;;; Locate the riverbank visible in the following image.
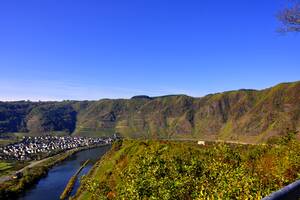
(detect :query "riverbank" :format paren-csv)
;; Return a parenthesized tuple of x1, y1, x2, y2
(0, 143, 110, 199)
(60, 160, 90, 200)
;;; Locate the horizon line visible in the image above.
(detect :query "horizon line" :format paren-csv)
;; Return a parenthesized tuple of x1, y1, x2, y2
(1, 80, 299, 102)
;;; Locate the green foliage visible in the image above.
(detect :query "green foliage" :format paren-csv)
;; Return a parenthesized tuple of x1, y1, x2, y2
(0, 101, 78, 134)
(0, 161, 28, 178)
(0, 101, 34, 133)
(0, 162, 12, 171)
(27, 103, 77, 133)
(78, 138, 300, 200)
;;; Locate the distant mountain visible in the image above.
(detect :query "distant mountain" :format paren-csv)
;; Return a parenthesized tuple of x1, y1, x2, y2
(1, 81, 300, 143)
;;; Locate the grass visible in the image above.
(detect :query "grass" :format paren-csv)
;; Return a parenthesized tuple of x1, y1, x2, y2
(0, 136, 20, 147)
(0, 161, 28, 177)
(0, 162, 12, 171)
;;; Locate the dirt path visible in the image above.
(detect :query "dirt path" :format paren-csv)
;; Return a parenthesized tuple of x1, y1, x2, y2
(0, 157, 51, 184)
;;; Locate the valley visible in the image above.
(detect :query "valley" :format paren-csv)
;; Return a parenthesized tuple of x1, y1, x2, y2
(0, 81, 300, 199)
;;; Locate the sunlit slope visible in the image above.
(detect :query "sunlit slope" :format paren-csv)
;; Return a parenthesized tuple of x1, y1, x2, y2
(74, 81, 300, 142)
(73, 139, 300, 199)
(0, 81, 300, 142)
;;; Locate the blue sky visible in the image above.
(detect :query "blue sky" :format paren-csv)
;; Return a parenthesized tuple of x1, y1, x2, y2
(0, 0, 299, 101)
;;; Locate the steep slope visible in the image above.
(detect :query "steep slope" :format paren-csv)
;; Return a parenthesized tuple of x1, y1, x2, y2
(74, 140, 300, 199)
(0, 81, 299, 142)
(74, 81, 300, 142)
(0, 101, 84, 135)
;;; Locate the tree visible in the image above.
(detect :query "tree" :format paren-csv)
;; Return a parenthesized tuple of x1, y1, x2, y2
(278, 0, 300, 32)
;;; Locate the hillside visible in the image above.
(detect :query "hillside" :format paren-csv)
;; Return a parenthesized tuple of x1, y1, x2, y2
(73, 139, 300, 199)
(0, 81, 300, 143)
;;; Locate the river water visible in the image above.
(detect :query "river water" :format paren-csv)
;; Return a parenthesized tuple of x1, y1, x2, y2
(17, 145, 111, 200)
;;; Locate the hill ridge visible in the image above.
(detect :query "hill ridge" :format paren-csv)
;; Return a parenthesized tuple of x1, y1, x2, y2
(0, 81, 299, 143)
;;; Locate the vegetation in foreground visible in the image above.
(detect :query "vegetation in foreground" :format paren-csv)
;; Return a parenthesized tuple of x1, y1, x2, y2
(75, 132, 300, 200)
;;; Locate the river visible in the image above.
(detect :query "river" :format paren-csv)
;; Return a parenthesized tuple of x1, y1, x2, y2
(17, 145, 111, 200)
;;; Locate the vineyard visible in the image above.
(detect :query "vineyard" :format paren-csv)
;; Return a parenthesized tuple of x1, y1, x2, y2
(76, 133, 300, 200)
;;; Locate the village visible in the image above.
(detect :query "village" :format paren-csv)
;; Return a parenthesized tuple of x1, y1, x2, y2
(0, 135, 115, 161)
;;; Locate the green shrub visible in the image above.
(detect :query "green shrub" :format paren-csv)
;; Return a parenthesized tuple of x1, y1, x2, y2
(80, 137, 300, 200)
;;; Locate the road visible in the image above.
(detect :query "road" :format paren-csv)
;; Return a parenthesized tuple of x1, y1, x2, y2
(161, 138, 260, 145)
(0, 157, 51, 184)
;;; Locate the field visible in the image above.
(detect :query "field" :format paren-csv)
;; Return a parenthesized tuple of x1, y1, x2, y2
(0, 161, 28, 178)
(0, 162, 12, 172)
(0, 136, 20, 147)
(74, 132, 300, 200)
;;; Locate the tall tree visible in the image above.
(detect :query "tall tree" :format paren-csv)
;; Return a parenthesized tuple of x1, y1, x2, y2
(278, 0, 300, 32)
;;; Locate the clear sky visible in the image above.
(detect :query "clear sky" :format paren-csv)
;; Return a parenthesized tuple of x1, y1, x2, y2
(0, 0, 299, 101)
